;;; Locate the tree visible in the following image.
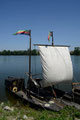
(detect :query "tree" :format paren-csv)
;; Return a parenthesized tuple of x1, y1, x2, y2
(73, 47, 80, 55)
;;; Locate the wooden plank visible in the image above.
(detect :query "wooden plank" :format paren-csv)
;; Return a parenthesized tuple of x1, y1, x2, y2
(33, 44, 70, 47)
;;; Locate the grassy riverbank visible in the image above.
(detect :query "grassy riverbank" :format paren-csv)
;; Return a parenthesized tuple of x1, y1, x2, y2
(0, 101, 80, 120)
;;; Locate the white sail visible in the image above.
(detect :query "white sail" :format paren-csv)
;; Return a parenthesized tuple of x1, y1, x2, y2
(38, 46, 73, 88)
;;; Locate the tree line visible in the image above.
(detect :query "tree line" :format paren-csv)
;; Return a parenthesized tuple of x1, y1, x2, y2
(0, 47, 80, 55)
(0, 49, 39, 55)
(70, 47, 80, 55)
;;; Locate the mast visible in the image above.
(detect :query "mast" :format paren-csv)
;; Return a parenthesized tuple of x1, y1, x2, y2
(13, 29, 31, 88)
(49, 31, 54, 46)
(52, 31, 54, 46)
(27, 30, 32, 90)
(29, 30, 31, 80)
(48, 31, 54, 45)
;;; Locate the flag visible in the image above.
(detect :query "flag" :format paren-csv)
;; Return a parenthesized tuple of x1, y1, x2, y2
(13, 30, 30, 35)
(48, 32, 53, 41)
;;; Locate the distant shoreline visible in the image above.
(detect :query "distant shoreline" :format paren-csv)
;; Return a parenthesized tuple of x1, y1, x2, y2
(0, 47, 80, 55)
(70, 47, 80, 56)
(0, 49, 39, 55)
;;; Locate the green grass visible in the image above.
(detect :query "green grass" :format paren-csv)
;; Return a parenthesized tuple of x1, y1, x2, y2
(0, 101, 80, 120)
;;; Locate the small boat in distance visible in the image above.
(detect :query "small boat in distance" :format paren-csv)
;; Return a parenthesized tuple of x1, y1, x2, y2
(5, 30, 80, 111)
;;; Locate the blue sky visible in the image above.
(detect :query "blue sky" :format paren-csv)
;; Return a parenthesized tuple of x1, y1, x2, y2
(0, 0, 80, 51)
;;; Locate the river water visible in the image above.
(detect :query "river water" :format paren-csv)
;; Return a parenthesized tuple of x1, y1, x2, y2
(0, 55, 80, 102)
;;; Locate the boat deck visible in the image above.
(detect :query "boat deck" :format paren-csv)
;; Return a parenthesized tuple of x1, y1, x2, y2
(15, 90, 65, 111)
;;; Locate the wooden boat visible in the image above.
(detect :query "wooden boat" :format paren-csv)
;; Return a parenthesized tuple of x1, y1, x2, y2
(5, 30, 80, 111)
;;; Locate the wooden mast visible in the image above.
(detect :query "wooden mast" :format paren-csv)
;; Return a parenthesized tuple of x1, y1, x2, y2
(27, 30, 32, 90)
(52, 31, 54, 45)
(29, 30, 31, 80)
(49, 31, 54, 45)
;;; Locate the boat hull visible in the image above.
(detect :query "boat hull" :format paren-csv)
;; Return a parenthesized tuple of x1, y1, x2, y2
(5, 77, 80, 111)
(5, 77, 65, 111)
